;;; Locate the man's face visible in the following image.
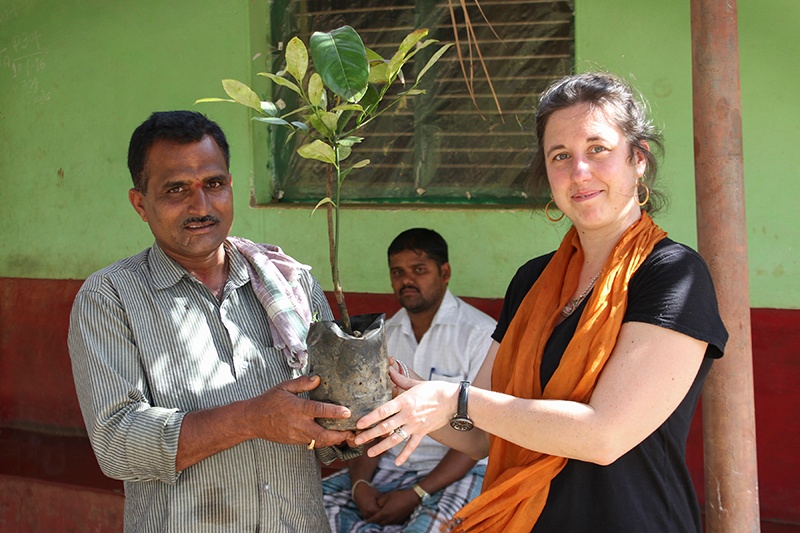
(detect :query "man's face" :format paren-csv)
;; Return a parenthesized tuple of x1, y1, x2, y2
(389, 249, 450, 314)
(128, 135, 233, 268)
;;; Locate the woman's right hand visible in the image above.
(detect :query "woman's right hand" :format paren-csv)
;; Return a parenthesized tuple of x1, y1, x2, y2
(353, 372, 460, 465)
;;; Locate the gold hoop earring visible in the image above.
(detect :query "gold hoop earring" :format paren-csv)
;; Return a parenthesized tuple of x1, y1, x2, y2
(636, 181, 651, 207)
(545, 199, 565, 222)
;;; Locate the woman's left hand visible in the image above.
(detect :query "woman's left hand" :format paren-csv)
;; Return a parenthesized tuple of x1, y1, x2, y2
(354, 369, 460, 465)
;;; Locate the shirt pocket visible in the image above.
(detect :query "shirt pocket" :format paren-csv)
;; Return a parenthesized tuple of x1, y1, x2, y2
(428, 369, 467, 383)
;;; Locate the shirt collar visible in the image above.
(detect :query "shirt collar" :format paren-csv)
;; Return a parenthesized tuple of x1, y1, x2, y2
(431, 289, 459, 325)
(147, 239, 250, 291)
(398, 288, 458, 335)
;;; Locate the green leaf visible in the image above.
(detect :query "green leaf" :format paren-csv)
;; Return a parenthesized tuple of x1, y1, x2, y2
(359, 84, 381, 116)
(387, 50, 406, 81)
(404, 38, 438, 60)
(416, 43, 453, 82)
(339, 159, 371, 181)
(336, 109, 355, 133)
(258, 72, 302, 96)
(297, 140, 336, 165)
(338, 136, 364, 147)
(366, 48, 389, 84)
(368, 61, 389, 84)
(321, 112, 339, 135)
(291, 121, 309, 131)
(308, 73, 325, 108)
(400, 89, 426, 96)
(331, 103, 363, 112)
(366, 47, 384, 61)
(397, 29, 428, 57)
(221, 79, 262, 112)
(310, 197, 335, 218)
(253, 116, 291, 126)
(195, 97, 235, 104)
(308, 114, 327, 136)
(261, 101, 279, 116)
(285, 36, 308, 83)
(339, 167, 353, 181)
(310, 26, 369, 102)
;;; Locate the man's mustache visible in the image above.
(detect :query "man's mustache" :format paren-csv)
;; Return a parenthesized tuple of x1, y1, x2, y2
(182, 215, 220, 228)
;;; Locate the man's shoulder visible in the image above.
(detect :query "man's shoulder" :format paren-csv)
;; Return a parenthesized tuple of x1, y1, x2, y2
(385, 307, 409, 328)
(449, 293, 497, 329)
(79, 249, 151, 292)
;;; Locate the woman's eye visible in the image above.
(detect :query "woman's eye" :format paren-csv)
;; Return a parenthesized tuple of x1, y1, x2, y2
(591, 145, 607, 154)
(553, 153, 569, 161)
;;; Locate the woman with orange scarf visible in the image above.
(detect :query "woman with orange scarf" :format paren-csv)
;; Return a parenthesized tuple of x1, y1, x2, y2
(354, 72, 727, 532)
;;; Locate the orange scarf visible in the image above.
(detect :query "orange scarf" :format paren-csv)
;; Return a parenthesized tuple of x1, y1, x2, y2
(448, 213, 666, 532)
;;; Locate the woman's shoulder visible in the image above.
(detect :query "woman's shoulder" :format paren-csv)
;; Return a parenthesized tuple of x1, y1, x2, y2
(629, 237, 728, 356)
(649, 237, 705, 261)
(493, 251, 558, 341)
(638, 237, 713, 278)
(510, 251, 557, 285)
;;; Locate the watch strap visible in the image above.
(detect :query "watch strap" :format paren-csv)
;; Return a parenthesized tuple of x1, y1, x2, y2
(456, 380, 470, 417)
(412, 483, 430, 502)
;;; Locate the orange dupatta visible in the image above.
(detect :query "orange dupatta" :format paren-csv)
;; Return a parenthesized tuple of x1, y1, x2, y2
(448, 213, 666, 532)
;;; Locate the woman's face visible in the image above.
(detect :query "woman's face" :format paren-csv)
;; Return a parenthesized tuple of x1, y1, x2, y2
(543, 102, 646, 234)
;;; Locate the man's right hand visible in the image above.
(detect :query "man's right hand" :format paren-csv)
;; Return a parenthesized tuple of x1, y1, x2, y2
(176, 374, 351, 472)
(352, 481, 382, 520)
(247, 374, 352, 449)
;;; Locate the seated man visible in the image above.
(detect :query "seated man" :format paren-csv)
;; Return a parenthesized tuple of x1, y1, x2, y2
(323, 228, 496, 532)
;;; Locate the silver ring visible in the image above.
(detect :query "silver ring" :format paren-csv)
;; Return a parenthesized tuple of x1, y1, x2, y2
(397, 360, 410, 378)
(393, 427, 409, 441)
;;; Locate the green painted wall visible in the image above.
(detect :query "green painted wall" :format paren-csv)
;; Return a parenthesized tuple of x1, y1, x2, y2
(1, 0, 797, 308)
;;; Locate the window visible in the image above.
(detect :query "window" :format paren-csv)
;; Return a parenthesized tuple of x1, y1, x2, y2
(261, 0, 574, 206)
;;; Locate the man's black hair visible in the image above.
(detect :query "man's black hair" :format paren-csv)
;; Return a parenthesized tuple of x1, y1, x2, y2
(387, 228, 449, 266)
(127, 110, 230, 192)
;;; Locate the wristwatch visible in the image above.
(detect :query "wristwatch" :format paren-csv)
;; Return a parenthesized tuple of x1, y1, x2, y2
(412, 483, 431, 502)
(449, 380, 474, 431)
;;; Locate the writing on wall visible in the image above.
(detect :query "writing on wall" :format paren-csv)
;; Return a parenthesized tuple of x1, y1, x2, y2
(1, 1, 51, 104)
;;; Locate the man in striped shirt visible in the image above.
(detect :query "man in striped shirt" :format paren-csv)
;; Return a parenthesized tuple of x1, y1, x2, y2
(69, 111, 352, 532)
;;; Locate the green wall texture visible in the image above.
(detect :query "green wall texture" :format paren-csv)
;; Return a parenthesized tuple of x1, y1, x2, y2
(1, 0, 797, 308)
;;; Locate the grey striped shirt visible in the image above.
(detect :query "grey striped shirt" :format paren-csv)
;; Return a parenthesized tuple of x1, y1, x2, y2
(68, 240, 333, 532)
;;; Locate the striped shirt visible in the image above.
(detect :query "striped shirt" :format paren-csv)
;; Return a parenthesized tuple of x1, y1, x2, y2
(68, 240, 333, 532)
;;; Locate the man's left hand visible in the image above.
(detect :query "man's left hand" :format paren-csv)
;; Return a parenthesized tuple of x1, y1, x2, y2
(366, 488, 420, 526)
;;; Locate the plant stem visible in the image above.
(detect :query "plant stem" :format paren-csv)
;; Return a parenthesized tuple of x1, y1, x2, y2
(326, 152, 351, 334)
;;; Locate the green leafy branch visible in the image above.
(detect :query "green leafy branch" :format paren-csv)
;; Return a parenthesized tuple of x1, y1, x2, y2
(197, 26, 451, 333)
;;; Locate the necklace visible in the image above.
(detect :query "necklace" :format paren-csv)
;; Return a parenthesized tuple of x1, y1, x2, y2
(561, 271, 601, 317)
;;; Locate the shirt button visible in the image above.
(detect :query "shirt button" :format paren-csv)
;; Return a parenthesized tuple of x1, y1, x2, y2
(263, 483, 270, 492)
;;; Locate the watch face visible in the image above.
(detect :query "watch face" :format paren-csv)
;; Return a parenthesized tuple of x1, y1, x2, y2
(450, 416, 474, 432)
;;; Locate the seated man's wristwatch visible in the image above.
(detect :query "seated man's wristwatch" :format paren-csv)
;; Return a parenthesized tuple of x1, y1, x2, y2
(412, 483, 431, 502)
(449, 380, 474, 431)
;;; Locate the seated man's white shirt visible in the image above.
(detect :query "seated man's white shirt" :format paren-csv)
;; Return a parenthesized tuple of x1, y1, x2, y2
(382, 289, 495, 473)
